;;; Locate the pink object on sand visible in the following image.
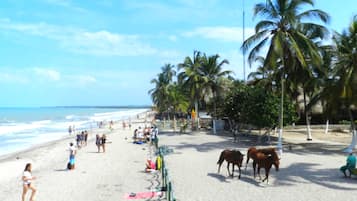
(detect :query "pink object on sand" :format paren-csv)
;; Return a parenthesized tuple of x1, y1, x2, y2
(124, 191, 163, 200)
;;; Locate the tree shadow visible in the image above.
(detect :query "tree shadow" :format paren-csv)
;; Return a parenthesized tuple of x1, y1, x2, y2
(274, 162, 357, 190)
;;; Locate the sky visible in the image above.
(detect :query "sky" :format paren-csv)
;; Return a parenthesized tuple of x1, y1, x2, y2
(0, 0, 356, 107)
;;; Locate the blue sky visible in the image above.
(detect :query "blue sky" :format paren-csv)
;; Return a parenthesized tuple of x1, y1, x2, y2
(0, 0, 356, 107)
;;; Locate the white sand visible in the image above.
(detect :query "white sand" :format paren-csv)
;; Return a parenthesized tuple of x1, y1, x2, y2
(1, 121, 357, 201)
(0, 119, 161, 201)
(159, 130, 357, 201)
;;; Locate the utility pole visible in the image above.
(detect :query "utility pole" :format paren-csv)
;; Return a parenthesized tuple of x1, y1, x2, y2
(242, 0, 246, 82)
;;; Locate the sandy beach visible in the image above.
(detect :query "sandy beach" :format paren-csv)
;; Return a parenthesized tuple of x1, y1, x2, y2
(1, 120, 357, 201)
(158, 127, 357, 201)
(0, 117, 162, 201)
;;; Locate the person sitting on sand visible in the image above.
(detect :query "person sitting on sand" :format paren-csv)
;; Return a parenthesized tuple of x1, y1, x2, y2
(340, 151, 356, 177)
(22, 163, 37, 201)
(145, 159, 156, 172)
(68, 142, 77, 170)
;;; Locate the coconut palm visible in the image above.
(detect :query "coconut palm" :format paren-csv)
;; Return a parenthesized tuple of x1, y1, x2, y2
(332, 15, 357, 151)
(149, 63, 176, 113)
(178, 51, 204, 128)
(201, 54, 232, 116)
(242, 0, 330, 147)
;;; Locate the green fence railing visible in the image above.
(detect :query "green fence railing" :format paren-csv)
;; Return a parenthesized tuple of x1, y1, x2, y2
(158, 145, 176, 201)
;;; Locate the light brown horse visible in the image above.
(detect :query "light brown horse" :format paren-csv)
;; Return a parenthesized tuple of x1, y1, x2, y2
(246, 147, 280, 183)
(217, 149, 244, 179)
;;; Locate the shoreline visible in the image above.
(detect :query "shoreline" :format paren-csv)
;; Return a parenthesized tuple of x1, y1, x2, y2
(0, 109, 153, 161)
(0, 111, 158, 201)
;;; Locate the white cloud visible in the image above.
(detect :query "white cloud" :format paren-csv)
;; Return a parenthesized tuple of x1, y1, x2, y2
(77, 75, 97, 85)
(0, 19, 158, 57)
(168, 35, 178, 42)
(0, 71, 29, 84)
(43, 0, 87, 12)
(33, 68, 61, 81)
(183, 26, 255, 42)
(63, 31, 157, 56)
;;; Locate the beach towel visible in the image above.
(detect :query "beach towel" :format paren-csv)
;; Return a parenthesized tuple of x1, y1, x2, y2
(124, 191, 163, 200)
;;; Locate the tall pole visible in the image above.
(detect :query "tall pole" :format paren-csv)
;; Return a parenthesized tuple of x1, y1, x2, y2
(277, 74, 284, 157)
(242, 0, 246, 82)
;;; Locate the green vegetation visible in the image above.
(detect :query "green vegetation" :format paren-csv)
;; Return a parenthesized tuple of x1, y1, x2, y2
(149, 0, 357, 144)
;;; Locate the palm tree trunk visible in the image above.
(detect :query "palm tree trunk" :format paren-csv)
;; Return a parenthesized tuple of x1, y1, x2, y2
(345, 109, 357, 152)
(213, 92, 217, 134)
(324, 119, 329, 134)
(303, 90, 312, 140)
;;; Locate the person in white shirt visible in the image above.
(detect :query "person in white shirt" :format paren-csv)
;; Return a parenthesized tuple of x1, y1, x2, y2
(22, 163, 37, 201)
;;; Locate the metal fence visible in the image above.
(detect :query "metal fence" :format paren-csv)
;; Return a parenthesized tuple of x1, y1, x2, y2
(157, 145, 176, 201)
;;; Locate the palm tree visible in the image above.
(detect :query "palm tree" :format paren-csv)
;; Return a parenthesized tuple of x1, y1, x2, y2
(149, 64, 176, 113)
(242, 0, 329, 152)
(167, 83, 189, 132)
(200, 54, 232, 133)
(332, 15, 357, 152)
(178, 50, 204, 129)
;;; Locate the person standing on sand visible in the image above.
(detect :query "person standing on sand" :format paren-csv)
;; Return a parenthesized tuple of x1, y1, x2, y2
(101, 134, 107, 152)
(340, 151, 356, 177)
(68, 125, 72, 135)
(22, 163, 37, 201)
(95, 134, 102, 152)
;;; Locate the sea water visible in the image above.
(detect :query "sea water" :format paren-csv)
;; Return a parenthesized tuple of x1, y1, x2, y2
(0, 107, 149, 157)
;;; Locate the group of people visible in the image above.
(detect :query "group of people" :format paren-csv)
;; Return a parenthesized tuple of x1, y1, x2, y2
(95, 134, 107, 153)
(133, 125, 158, 144)
(76, 130, 89, 148)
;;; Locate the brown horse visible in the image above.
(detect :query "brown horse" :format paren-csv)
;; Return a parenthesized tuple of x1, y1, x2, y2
(245, 147, 277, 169)
(246, 147, 280, 183)
(217, 149, 244, 179)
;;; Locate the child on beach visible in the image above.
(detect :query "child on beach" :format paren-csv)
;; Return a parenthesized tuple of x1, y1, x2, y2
(22, 163, 37, 201)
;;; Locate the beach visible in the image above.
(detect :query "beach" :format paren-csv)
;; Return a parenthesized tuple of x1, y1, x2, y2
(0, 115, 161, 201)
(1, 120, 357, 201)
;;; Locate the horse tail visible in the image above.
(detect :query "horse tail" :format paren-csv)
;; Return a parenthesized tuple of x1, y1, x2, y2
(246, 149, 251, 165)
(217, 151, 225, 165)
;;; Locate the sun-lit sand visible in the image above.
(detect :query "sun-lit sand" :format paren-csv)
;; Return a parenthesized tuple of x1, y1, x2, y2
(0, 114, 162, 201)
(159, 127, 357, 201)
(1, 120, 357, 201)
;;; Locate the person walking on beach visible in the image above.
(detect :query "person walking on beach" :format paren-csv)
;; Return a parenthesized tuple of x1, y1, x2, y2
(68, 125, 72, 135)
(340, 151, 356, 177)
(22, 163, 37, 201)
(95, 134, 102, 153)
(101, 134, 107, 153)
(84, 130, 88, 146)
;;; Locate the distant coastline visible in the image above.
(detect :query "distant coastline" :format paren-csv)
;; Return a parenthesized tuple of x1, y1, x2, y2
(0, 105, 152, 109)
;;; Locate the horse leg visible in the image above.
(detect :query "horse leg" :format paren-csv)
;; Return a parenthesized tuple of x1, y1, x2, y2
(217, 162, 222, 173)
(231, 163, 235, 178)
(238, 164, 241, 179)
(262, 167, 270, 183)
(258, 166, 262, 180)
(253, 161, 256, 179)
(226, 162, 231, 176)
(245, 155, 250, 170)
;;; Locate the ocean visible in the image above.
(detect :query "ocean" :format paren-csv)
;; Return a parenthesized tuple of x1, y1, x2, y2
(0, 107, 149, 157)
